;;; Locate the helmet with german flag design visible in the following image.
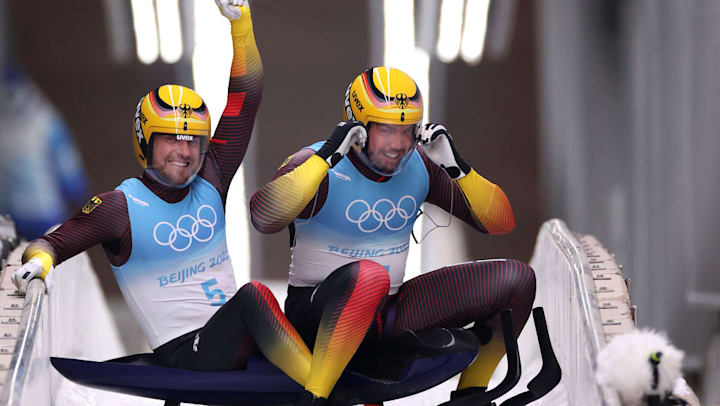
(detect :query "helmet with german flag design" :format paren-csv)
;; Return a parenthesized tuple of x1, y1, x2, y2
(133, 84, 211, 187)
(343, 67, 423, 176)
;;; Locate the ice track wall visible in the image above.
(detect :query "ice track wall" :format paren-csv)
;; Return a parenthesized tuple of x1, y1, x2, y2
(0, 244, 139, 405)
(516, 219, 625, 405)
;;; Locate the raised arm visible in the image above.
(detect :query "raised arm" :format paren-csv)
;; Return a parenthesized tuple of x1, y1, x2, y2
(419, 123, 515, 234)
(200, 1, 263, 201)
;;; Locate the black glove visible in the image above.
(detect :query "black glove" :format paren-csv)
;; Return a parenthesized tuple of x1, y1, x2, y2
(315, 121, 367, 168)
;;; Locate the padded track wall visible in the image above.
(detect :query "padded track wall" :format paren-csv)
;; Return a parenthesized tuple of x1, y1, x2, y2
(518, 219, 616, 404)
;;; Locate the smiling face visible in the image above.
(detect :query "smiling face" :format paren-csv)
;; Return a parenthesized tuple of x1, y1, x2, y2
(151, 134, 202, 185)
(365, 123, 416, 173)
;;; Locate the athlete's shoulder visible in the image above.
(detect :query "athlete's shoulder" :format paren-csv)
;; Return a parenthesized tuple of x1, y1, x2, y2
(415, 146, 432, 166)
(115, 177, 144, 193)
(190, 175, 216, 190)
(281, 141, 323, 167)
(80, 189, 126, 214)
(305, 141, 325, 152)
(414, 146, 440, 175)
(273, 147, 318, 179)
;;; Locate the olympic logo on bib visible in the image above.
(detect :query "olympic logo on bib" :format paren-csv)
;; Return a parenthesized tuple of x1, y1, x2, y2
(345, 196, 417, 233)
(153, 205, 217, 252)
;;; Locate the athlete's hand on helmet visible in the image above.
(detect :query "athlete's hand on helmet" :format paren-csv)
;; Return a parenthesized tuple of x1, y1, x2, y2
(11, 258, 55, 295)
(215, 0, 248, 20)
(315, 121, 367, 168)
(419, 123, 471, 180)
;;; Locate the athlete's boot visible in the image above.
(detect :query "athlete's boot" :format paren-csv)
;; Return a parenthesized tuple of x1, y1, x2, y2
(294, 390, 328, 406)
(449, 386, 488, 401)
(440, 309, 521, 406)
(449, 387, 495, 406)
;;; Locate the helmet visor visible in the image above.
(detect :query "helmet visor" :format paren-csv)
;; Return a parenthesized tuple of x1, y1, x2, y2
(145, 133, 209, 187)
(357, 122, 419, 176)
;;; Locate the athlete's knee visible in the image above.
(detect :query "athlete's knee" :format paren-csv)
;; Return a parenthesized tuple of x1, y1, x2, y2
(354, 260, 390, 296)
(234, 281, 275, 308)
(504, 259, 536, 296)
(330, 260, 389, 292)
(356, 260, 390, 284)
(236, 281, 261, 297)
(247, 280, 272, 295)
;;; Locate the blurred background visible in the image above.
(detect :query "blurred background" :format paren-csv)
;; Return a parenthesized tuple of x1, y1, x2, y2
(1, 0, 718, 403)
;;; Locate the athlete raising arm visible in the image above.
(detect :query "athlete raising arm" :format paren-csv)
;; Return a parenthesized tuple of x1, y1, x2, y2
(250, 67, 535, 405)
(13, 0, 313, 388)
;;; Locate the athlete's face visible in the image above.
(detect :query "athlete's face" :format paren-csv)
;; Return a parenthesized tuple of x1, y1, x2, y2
(151, 134, 202, 185)
(366, 123, 416, 173)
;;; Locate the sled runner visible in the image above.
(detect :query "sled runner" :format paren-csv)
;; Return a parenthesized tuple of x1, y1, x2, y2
(441, 307, 562, 406)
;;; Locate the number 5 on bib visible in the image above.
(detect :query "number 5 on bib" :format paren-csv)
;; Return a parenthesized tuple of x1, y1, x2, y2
(201, 278, 227, 306)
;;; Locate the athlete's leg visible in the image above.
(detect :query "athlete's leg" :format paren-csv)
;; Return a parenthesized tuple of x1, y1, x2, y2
(158, 281, 312, 385)
(285, 260, 390, 400)
(390, 259, 536, 390)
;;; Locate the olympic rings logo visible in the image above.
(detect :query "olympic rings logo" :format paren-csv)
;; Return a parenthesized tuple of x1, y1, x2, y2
(345, 196, 417, 233)
(153, 205, 217, 252)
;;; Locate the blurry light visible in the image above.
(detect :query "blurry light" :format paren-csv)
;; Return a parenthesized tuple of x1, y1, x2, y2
(102, 0, 132, 63)
(193, 1, 232, 135)
(156, 0, 183, 63)
(382, 0, 429, 120)
(383, 0, 431, 278)
(404, 38, 427, 279)
(130, 0, 159, 64)
(412, 49, 431, 124)
(192, 0, 250, 287)
(461, 0, 491, 64)
(437, 0, 464, 63)
(383, 0, 415, 69)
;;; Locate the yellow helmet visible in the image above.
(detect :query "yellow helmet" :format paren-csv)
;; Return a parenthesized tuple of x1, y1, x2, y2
(344, 67, 423, 176)
(343, 66, 423, 129)
(133, 85, 211, 186)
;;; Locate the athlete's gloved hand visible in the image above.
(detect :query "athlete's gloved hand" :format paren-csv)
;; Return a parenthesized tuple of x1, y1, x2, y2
(215, 0, 248, 20)
(315, 121, 367, 168)
(419, 123, 471, 180)
(11, 258, 54, 294)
